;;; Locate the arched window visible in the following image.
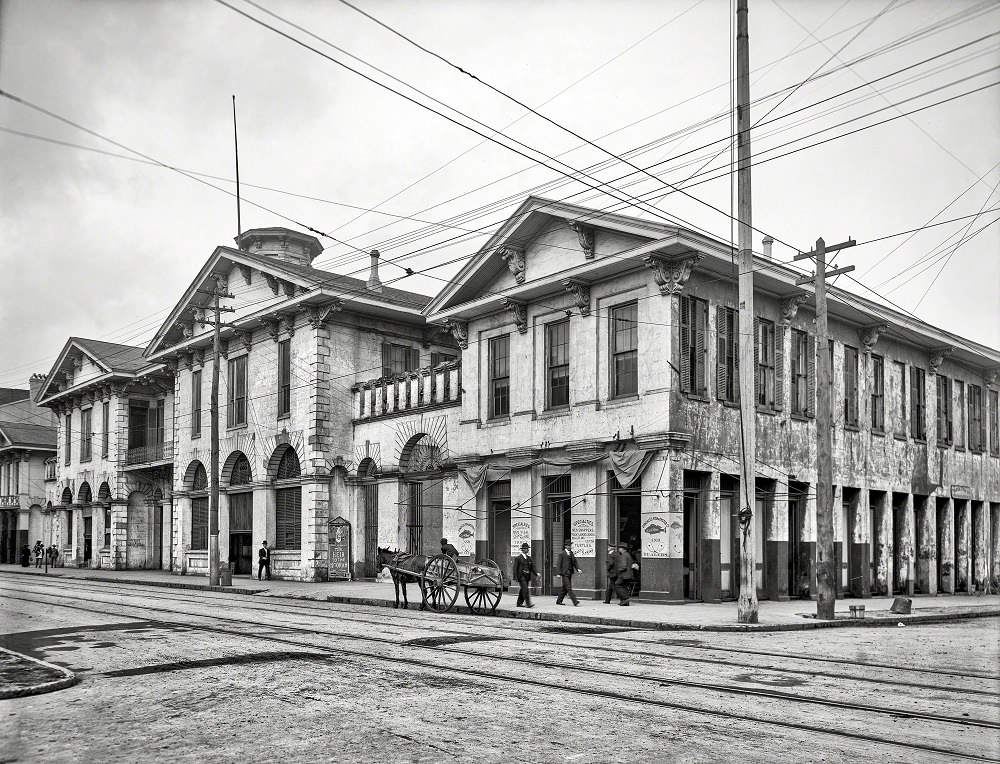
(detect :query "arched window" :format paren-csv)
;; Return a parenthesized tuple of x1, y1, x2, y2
(192, 463, 208, 491)
(230, 455, 253, 486)
(78, 483, 92, 505)
(274, 448, 301, 550)
(276, 449, 301, 480)
(60, 487, 73, 505)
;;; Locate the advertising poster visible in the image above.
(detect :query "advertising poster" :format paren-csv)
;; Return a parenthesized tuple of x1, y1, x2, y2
(571, 516, 595, 557)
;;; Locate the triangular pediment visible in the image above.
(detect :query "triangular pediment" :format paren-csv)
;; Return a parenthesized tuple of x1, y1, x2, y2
(36, 337, 146, 404)
(425, 196, 725, 321)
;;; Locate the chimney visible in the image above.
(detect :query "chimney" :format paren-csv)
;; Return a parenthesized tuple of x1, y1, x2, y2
(762, 235, 774, 259)
(366, 249, 383, 294)
(29, 373, 46, 403)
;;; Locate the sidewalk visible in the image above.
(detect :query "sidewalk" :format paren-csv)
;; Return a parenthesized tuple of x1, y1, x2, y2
(2, 563, 998, 632)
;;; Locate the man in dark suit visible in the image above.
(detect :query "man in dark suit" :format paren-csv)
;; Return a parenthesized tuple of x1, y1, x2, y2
(440, 538, 461, 558)
(614, 542, 635, 606)
(258, 540, 272, 581)
(603, 545, 619, 604)
(513, 542, 536, 608)
(555, 540, 580, 606)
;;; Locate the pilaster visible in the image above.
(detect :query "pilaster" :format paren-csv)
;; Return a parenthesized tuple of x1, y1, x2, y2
(701, 471, 722, 603)
(971, 501, 987, 591)
(937, 497, 955, 594)
(954, 500, 971, 593)
(850, 487, 870, 598)
(896, 493, 915, 596)
(873, 491, 892, 596)
(639, 451, 681, 602)
(765, 486, 789, 601)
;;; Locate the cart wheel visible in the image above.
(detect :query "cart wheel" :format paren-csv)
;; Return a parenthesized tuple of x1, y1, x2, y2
(422, 554, 460, 613)
(464, 585, 502, 615)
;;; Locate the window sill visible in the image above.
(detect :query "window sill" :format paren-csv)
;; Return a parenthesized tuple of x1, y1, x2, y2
(226, 424, 248, 433)
(80, 457, 92, 463)
(720, 399, 740, 409)
(601, 396, 639, 411)
(538, 407, 570, 420)
(913, 438, 927, 445)
(480, 417, 510, 429)
(683, 393, 710, 403)
(871, 429, 885, 438)
(277, 413, 291, 421)
(954, 446, 965, 452)
(191, 433, 201, 440)
(755, 407, 778, 417)
(844, 425, 860, 433)
(790, 413, 812, 423)
(893, 433, 908, 441)
(936, 441, 952, 449)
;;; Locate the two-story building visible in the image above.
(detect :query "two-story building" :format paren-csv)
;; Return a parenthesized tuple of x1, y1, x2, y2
(356, 195, 999, 604)
(0, 376, 56, 562)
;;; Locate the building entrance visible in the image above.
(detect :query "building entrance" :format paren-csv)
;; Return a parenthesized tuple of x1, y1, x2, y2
(788, 482, 809, 599)
(543, 475, 571, 596)
(487, 481, 512, 587)
(228, 492, 253, 575)
(682, 472, 705, 601)
(83, 516, 92, 563)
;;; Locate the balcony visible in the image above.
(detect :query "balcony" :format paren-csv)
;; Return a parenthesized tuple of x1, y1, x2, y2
(124, 441, 173, 467)
(354, 362, 461, 421)
(0, 495, 20, 509)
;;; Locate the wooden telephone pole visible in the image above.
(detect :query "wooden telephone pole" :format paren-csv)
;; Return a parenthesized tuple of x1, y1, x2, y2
(735, 0, 758, 624)
(795, 238, 855, 619)
(209, 273, 235, 586)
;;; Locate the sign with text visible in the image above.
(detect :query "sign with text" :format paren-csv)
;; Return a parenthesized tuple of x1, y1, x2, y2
(571, 517, 595, 558)
(329, 517, 352, 581)
(951, 485, 972, 500)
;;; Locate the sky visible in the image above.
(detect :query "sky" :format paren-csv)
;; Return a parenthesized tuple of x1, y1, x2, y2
(1, 0, 998, 388)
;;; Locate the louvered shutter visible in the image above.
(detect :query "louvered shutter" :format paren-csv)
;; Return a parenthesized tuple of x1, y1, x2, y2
(733, 310, 740, 403)
(753, 316, 760, 404)
(679, 297, 691, 393)
(806, 334, 816, 417)
(276, 487, 301, 550)
(409, 347, 421, 372)
(774, 324, 784, 411)
(695, 302, 707, 395)
(910, 367, 919, 437)
(716, 305, 728, 400)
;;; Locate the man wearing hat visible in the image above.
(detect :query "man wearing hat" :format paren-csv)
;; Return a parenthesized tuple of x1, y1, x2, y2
(603, 544, 619, 604)
(555, 539, 580, 606)
(440, 538, 461, 559)
(512, 542, 537, 608)
(613, 542, 635, 606)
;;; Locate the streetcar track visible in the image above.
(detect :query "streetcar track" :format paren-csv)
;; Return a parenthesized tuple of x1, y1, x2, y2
(5, 574, 997, 695)
(7, 587, 1000, 729)
(5, 588, 998, 763)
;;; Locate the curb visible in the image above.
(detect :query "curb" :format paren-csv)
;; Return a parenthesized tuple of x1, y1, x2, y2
(5, 568, 999, 632)
(0, 647, 80, 700)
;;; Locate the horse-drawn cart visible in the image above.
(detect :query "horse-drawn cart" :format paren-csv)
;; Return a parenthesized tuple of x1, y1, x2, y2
(377, 548, 505, 615)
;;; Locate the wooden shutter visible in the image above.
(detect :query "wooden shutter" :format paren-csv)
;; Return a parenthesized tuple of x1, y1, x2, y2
(716, 305, 728, 400)
(409, 347, 421, 372)
(753, 316, 760, 404)
(733, 310, 740, 403)
(806, 334, 816, 417)
(694, 301, 707, 395)
(381, 343, 391, 379)
(910, 367, 919, 437)
(276, 487, 301, 549)
(774, 324, 784, 411)
(679, 296, 691, 393)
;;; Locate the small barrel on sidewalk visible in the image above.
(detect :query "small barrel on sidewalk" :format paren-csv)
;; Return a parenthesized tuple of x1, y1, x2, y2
(848, 604, 865, 618)
(218, 565, 232, 587)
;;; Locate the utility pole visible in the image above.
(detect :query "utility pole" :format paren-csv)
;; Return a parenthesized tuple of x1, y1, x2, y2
(209, 273, 235, 586)
(735, 0, 758, 624)
(795, 238, 855, 619)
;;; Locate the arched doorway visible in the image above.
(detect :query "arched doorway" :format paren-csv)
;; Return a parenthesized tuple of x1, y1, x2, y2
(78, 482, 93, 562)
(126, 491, 153, 569)
(59, 487, 73, 552)
(272, 448, 301, 553)
(399, 434, 444, 557)
(187, 461, 209, 554)
(152, 488, 164, 569)
(227, 453, 254, 575)
(358, 458, 379, 578)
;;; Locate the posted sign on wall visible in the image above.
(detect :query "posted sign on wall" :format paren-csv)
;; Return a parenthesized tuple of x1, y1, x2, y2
(329, 517, 351, 581)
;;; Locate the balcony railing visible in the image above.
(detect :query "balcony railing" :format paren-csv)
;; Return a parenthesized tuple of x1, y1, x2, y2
(125, 441, 173, 466)
(0, 495, 19, 509)
(44, 461, 57, 481)
(354, 362, 461, 421)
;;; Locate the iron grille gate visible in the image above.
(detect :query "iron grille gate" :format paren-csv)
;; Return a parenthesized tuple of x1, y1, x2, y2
(406, 481, 423, 555)
(363, 481, 379, 577)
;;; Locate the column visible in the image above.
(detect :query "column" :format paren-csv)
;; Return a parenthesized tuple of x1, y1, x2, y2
(915, 495, 937, 594)
(766, 483, 789, 601)
(937, 497, 955, 594)
(701, 471, 722, 603)
(93, 506, 106, 569)
(802, 486, 817, 596)
(71, 505, 83, 566)
(954, 500, 971, 593)
(173, 494, 191, 574)
(638, 444, 680, 602)
(850, 487, 870, 598)
(304, 477, 331, 582)
(874, 492, 893, 596)
(832, 485, 843, 593)
(971, 501, 987, 592)
(990, 503, 1000, 593)
(110, 499, 128, 570)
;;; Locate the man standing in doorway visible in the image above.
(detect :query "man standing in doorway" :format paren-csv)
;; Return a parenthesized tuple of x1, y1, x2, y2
(513, 542, 536, 608)
(258, 540, 272, 581)
(603, 545, 619, 604)
(555, 539, 580, 606)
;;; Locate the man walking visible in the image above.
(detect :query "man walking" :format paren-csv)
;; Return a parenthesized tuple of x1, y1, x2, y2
(513, 542, 536, 608)
(258, 540, 272, 581)
(614, 542, 635, 606)
(555, 539, 580, 606)
(603, 545, 619, 604)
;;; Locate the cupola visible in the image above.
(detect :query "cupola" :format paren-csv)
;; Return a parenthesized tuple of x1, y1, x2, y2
(235, 227, 323, 267)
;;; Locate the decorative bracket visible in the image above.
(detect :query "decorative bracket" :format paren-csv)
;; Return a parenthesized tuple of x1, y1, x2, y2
(985, 367, 1000, 388)
(175, 322, 194, 340)
(219, 339, 230, 360)
(281, 280, 296, 298)
(264, 273, 280, 296)
(210, 271, 228, 293)
(422, 325, 444, 349)
(779, 293, 811, 327)
(928, 346, 953, 374)
(499, 246, 526, 284)
(280, 314, 296, 338)
(562, 279, 591, 316)
(233, 329, 253, 353)
(261, 317, 281, 342)
(443, 320, 469, 350)
(501, 298, 528, 334)
(191, 349, 205, 368)
(858, 323, 889, 353)
(162, 357, 179, 377)
(307, 301, 342, 329)
(238, 264, 252, 285)
(643, 252, 703, 295)
(190, 306, 207, 329)
(568, 221, 595, 259)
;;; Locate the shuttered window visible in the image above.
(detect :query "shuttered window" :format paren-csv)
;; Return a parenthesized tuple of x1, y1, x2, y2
(191, 370, 202, 437)
(871, 355, 885, 433)
(968, 384, 985, 452)
(275, 489, 301, 550)
(844, 346, 859, 427)
(227, 355, 247, 427)
(381, 342, 420, 378)
(910, 367, 926, 441)
(893, 361, 907, 437)
(102, 402, 110, 457)
(191, 497, 208, 550)
(679, 296, 708, 396)
(716, 306, 738, 403)
(612, 303, 639, 398)
(229, 492, 252, 532)
(277, 339, 291, 417)
(989, 389, 999, 456)
(790, 329, 809, 416)
(936, 374, 953, 445)
(754, 318, 777, 410)
(80, 408, 93, 461)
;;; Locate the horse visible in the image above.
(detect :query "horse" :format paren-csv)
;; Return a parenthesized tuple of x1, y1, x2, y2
(376, 547, 428, 610)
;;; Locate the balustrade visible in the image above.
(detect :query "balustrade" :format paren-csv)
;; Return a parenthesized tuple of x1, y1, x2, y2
(353, 362, 461, 420)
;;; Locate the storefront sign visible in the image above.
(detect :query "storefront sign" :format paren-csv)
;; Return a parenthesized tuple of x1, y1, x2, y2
(456, 521, 476, 556)
(571, 517, 595, 557)
(951, 485, 972, 500)
(511, 519, 531, 549)
(641, 515, 669, 558)
(329, 517, 351, 581)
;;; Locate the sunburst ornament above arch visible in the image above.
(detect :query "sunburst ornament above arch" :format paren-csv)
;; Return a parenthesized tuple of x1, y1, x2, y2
(394, 414, 449, 472)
